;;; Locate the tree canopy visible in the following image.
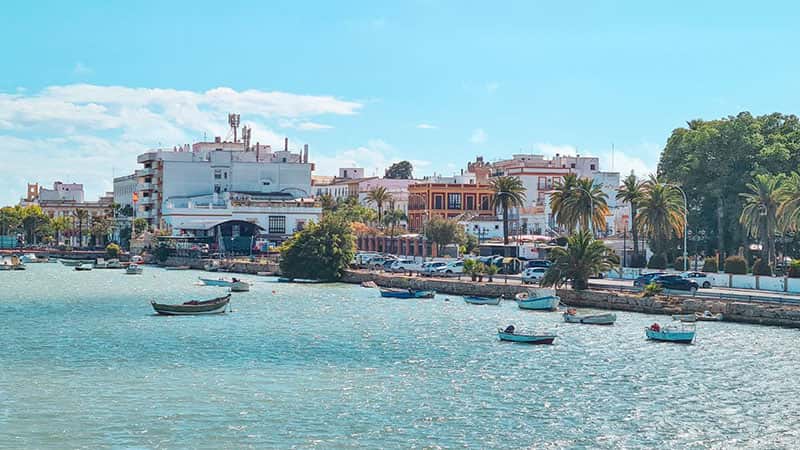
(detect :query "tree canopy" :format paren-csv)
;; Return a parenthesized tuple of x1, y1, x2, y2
(279, 215, 356, 281)
(384, 161, 413, 179)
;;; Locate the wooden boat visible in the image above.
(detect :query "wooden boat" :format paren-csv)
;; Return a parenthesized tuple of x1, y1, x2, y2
(151, 294, 231, 315)
(165, 265, 191, 271)
(75, 263, 92, 271)
(379, 288, 436, 299)
(125, 264, 143, 275)
(497, 325, 556, 345)
(563, 309, 616, 325)
(464, 296, 502, 305)
(645, 322, 696, 344)
(516, 288, 560, 311)
(671, 314, 697, 323)
(277, 277, 324, 283)
(695, 311, 723, 321)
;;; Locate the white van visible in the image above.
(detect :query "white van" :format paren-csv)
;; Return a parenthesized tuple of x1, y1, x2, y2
(389, 259, 423, 273)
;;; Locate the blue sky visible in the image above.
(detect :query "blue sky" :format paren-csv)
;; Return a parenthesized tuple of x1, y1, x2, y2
(2, 0, 800, 205)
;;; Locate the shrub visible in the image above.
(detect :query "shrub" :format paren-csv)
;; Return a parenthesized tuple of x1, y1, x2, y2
(788, 260, 800, 278)
(647, 254, 667, 269)
(702, 257, 718, 273)
(724, 255, 748, 274)
(484, 264, 499, 282)
(673, 256, 689, 271)
(106, 243, 121, 259)
(642, 281, 663, 297)
(279, 215, 356, 281)
(752, 258, 773, 276)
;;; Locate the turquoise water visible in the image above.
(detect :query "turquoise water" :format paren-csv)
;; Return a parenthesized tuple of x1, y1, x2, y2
(1, 265, 800, 448)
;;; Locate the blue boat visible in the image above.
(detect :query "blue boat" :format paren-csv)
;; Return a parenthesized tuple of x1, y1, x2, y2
(516, 289, 560, 311)
(645, 322, 696, 344)
(379, 288, 436, 299)
(464, 296, 501, 305)
(497, 325, 556, 344)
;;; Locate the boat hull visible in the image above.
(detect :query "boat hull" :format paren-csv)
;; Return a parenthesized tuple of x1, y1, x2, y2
(563, 312, 616, 325)
(645, 328, 695, 344)
(198, 277, 232, 287)
(151, 295, 231, 315)
(230, 282, 250, 292)
(497, 331, 556, 344)
(671, 314, 697, 323)
(464, 296, 501, 305)
(518, 295, 560, 311)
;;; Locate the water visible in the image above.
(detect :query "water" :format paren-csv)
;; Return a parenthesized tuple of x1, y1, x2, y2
(1, 264, 799, 449)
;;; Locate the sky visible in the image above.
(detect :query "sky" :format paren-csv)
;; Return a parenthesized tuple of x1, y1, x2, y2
(2, 0, 800, 205)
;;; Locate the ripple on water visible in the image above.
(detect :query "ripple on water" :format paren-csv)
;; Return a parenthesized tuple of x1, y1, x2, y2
(1, 265, 800, 448)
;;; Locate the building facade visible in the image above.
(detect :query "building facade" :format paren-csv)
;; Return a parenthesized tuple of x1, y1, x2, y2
(406, 173, 495, 231)
(21, 182, 113, 246)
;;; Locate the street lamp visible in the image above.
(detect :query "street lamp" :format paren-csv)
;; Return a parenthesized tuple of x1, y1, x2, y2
(666, 183, 689, 272)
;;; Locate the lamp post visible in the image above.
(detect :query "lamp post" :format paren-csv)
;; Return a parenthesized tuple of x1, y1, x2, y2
(666, 183, 689, 272)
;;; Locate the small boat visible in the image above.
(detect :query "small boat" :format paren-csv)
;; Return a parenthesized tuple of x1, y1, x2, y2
(0, 255, 26, 270)
(60, 259, 89, 267)
(516, 288, 560, 311)
(497, 325, 556, 345)
(379, 288, 436, 299)
(464, 296, 502, 305)
(645, 322, 696, 344)
(204, 261, 221, 272)
(165, 265, 191, 271)
(75, 263, 92, 271)
(151, 294, 231, 315)
(94, 258, 109, 269)
(230, 281, 250, 292)
(361, 281, 378, 288)
(277, 277, 324, 283)
(107, 259, 124, 269)
(198, 276, 250, 288)
(126, 264, 143, 275)
(21, 253, 47, 263)
(671, 314, 697, 323)
(695, 311, 723, 321)
(563, 309, 616, 325)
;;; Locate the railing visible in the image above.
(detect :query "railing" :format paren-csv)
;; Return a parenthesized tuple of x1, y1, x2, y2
(588, 282, 800, 306)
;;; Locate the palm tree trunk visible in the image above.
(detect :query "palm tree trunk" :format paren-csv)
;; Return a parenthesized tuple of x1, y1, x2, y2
(716, 196, 725, 267)
(631, 204, 639, 260)
(502, 206, 509, 245)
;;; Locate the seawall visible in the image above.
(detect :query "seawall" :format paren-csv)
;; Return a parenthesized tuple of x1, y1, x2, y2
(343, 270, 800, 328)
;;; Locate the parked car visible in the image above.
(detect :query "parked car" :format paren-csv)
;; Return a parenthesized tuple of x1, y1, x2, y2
(354, 252, 380, 268)
(435, 260, 465, 276)
(420, 261, 447, 276)
(633, 272, 667, 287)
(390, 259, 424, 273)
(525, 259, 551, 269)
(682, 271, 712, 288)
(367, 256, 395, 270)
(653, 274, 699, 293)
(521, 267, 548, 284)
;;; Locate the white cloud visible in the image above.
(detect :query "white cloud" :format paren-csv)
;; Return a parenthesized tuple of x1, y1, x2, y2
(532, 142, 658, 181)
(0, 84, 362, 204)
(416, 123, 437, 129)
(470, 128, 488, 144)
(312, 139, 430, 179)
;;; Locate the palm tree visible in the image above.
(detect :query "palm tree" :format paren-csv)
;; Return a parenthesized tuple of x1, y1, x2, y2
(565, 177, 609, 233)
(616, 173, 645, 263)
(550, 173, 579, 232)
(540, 230, 619, 290)
(366, 186, 393, 225)
(318, 193, 337, 212)
(490, 176, 527, 245)
(74, 209, 89, 248)
(91, 215, 112, 247)
(382, 209, 407, 237)
(778, 171, 800, 231)
(740, 174, 781, 266)
(51, 216, 71, 246)
(636, 177, 685, 257)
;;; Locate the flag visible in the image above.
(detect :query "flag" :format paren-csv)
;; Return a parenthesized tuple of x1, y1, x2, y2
(132, 192, 139, 203)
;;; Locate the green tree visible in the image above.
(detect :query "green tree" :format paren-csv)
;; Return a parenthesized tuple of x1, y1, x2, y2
(384, 161, 414, 179)
(566, 177, 609, 233)
(90, 215, 112, 247)
(365, 186, 393, 224)
(75, 209, 90, 248)
(133, 218, 149, 235)
(636, 177, 686, 257)
(540, 230, 619, 290)
(0, 206, 22, 235)
(318, 193, 337, 211)
(739, 174, 781, 266)
(616, 173, 645, 263)
(106, 243, 121, 258)
(489, 176, 527, 244)
(423, 215, 463, 255)
(21, 205, 50, 245)
(279, 215, 356, 281)
(50, 216, 71, 246)
(550, 173, 579, 232)
(382, 209, 407, 240)
(463, 232, 479, 254)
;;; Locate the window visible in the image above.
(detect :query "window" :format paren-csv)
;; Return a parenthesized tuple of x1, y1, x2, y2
(447, 193, 462, 210)
(465, 195, 475, 210)
(214, 169, 222, 180)
(434, 195, 444, 210)
(224, 172, 228, 179)
(590, 164, 596, 171)
(480, 195, 490, 210)
(570, 163, 576, 169)
(538, 177, 547, 189)
(268, 216, 286, 234)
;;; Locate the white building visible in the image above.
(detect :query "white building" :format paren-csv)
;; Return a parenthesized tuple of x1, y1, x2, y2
(314, 168, 418, 215)
(36, 181, 84, 203)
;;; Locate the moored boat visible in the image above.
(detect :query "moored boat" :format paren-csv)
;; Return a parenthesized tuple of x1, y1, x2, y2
(151, 294, 231, 315)
(0, 255, 26, 270)
(198, 276, 250, 288)
(21, 253, 47, 263)
(230, 281, 250, 292)
(645, 322, 696, 344)
(361, 281, 378, 288)
(379, 288, 436, 299)
(464, 296, 502, 305)
(60, 259, 92, 267)
(165, 265, 191, 271)
(516, 288, 560, 311)
(203, 260, 221, 272)
(695, 311, 723, 321)
(75, 263, 92, 271)
(497, 325, 556, 344)
(671, 314, 697, 323)
(125, 264, 143, 275)
(563, 309, 616, 325)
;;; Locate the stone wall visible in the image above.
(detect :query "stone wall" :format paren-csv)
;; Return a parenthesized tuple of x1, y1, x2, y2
(161, 256, 279, 275)
(342, 270, 529, 298)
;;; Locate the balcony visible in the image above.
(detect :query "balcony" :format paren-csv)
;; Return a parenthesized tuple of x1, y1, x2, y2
(137, 152, 158, 164)
(136, 167, 155, 177)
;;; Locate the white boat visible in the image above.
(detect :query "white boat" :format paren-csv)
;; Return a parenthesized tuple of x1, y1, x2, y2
(646, 322, 696, 344)
(0, 255, 26, 270)
(199, 276, 250, 289)
(204, 261, 221, 272)
(126, 264, 143, 275)
(165, 265, 191, 271)
(21, 253, 46, 263)
(695, 310, 723, 321)
(516, 288, 560, 311)
(107, 259, 124, 269)
(562, 309, 616, 325)
(464, 296, 502, 305)
(671, 314, 697, 323)
(75, 263, 92, 271)
(230, 281, 250, 292)
(93, 258, 109, 269)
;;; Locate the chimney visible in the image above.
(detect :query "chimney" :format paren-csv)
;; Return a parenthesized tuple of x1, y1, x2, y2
(256, 142, 260, 162)
(303, 144, 309, 163)
(284, 137, 288, 152)
(215, 136, 221, 143)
